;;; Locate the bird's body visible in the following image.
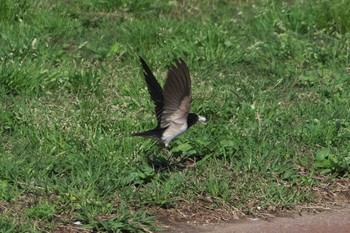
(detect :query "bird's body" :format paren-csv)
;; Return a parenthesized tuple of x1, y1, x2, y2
(131, 57, 206, 147)
(161, 121, 188, 145)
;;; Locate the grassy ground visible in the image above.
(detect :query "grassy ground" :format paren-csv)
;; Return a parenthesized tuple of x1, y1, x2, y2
(1, 0, 349, 232)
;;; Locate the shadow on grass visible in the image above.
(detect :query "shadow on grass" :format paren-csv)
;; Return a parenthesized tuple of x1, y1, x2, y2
(143, 149, 206, 172)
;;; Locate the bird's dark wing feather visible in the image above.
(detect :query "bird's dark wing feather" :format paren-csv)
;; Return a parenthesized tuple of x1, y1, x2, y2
(161, 59, 191, 128)
(139, 57, 164, 126)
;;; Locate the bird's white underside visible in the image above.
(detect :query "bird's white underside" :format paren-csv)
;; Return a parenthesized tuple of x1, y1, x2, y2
(162, 122, 188, 147)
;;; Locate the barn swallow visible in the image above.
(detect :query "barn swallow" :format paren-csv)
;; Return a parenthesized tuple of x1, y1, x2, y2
(131, 57, 206, 147)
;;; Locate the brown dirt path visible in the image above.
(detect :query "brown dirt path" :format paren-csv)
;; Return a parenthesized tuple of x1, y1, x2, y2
(196, 207, 350, 233)
(156, 179, 350, 233)
(161, 205, 350, 233)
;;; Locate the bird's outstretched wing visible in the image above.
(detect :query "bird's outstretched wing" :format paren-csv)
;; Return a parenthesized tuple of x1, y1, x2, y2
(161, 59, 192, 128)
(139, 57, 164, 126)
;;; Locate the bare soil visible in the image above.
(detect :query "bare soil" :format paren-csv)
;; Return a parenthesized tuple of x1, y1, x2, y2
(154, 177, 350, 233)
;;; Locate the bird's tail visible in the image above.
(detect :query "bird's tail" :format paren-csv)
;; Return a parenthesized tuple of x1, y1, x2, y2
(131, 128, 165, 141)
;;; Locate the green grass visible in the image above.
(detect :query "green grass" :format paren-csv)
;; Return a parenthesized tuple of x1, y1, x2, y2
(1, 0, 349, 231)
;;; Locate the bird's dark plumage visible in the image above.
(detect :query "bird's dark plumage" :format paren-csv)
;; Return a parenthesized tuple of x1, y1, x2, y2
(139, 57, 164, 126)
(132, 57, 206, 146)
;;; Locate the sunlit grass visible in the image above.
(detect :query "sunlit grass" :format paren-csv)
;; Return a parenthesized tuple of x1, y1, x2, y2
(0, 0, 349, 231)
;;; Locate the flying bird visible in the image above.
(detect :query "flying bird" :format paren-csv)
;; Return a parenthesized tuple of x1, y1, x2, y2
(131, 57, 207, 147)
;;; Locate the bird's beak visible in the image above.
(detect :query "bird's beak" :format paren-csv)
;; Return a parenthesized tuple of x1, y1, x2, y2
(198, 115, 207, 123)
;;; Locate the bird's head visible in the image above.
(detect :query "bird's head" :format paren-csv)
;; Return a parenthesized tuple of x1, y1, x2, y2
(187, 113, 207, 128)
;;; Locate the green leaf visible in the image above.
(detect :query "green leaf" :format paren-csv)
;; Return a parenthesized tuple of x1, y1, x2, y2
(320, 168, 332, 175)
(107, 41, 124, 57)
(299, 75, 317, 83)
(315, 148, 331, 161)
(171, 143, 192, 153)
(220, 139, 236, 147)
